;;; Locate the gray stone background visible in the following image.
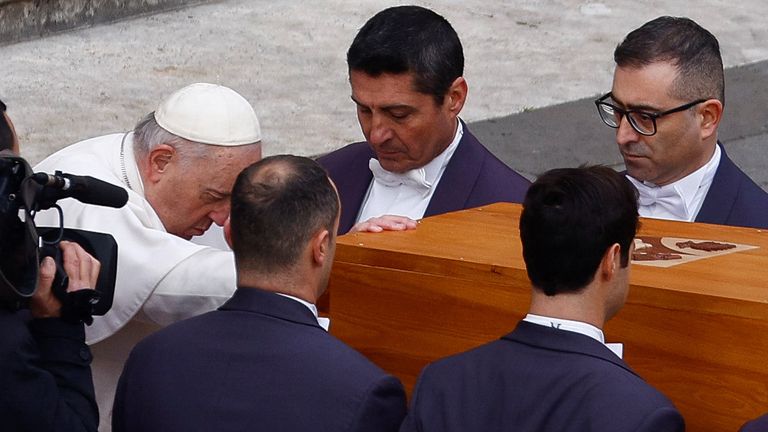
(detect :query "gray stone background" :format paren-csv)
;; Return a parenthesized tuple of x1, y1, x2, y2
(1, 0, 766, 187)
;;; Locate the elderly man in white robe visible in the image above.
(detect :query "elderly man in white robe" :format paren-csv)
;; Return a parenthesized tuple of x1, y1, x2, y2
(34, 83, 263, 430)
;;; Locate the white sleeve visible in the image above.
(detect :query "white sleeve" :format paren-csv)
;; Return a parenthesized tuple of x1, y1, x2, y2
(141, 247, 236, 326)
(33, 196, 236, 344)
(191, 224, 231, 250)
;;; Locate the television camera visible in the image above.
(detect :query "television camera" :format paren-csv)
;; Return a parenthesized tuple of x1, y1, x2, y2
(0, 150, 128, 322)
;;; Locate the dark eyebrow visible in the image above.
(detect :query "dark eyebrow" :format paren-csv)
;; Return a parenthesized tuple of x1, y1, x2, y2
(383, 105, 416, 114)
(609, 94, 661, 112)
(350, 96, 415, 112)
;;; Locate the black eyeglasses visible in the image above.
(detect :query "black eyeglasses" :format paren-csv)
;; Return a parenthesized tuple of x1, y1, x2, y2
(595, 92, 707, 136)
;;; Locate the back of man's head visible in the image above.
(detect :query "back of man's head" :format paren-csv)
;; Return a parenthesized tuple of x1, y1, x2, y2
(0, 99, 16, 153)
(347, 5, 464, 105)
(520, 166, 639, 296)
(230, 155, 339, 274)
(614, 16, 724, 103)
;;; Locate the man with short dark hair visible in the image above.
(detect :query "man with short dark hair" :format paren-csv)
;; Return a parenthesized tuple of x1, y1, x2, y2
(595, 16, 768, 228)
(319, 5, 529, 234)
(113, 155, 407, 432)
(400, 166, 684, 432)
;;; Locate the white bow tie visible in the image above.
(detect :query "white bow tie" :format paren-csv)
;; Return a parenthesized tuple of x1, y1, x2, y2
(369, 158, 432, 192)
(627, 176, 689, 221)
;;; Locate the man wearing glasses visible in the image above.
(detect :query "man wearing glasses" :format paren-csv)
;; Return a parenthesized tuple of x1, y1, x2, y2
(595, 16, 768, 229)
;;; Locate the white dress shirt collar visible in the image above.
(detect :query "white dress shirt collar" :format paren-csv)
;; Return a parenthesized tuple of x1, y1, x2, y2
(420, 119, 463, 187)
(523, 313, 623, 359)
(119, 132, 146, 197)
(627, 145, 721, 222)
(276, 293, 330, 331)
(368, 120, 463, 190)
(356, 120, 463, 223)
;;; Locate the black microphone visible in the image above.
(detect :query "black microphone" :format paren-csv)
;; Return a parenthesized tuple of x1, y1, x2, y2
(32, 171, 128, 209)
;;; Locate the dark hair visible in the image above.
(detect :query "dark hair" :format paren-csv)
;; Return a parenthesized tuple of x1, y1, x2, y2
(614, 16, 724, 103)
(0, 99, 14, 153)
(347, 5, 464, 105)
(229, 155, 339, 273)
(519, 166, 639, 296)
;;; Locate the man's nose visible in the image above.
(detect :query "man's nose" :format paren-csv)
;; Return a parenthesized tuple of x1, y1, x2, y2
(367, 114, 393, 145)
(615, 115, 640, 146)
(209, 203, 230, 226)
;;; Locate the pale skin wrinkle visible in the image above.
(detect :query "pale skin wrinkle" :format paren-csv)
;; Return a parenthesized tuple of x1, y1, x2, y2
(142, 142, 263, 240)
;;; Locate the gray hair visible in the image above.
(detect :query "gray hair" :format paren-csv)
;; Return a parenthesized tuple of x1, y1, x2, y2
(132, 112, 212, 166)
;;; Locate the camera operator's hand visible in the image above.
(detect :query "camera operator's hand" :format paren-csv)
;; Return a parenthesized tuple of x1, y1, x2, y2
(30, 241, 101, 319)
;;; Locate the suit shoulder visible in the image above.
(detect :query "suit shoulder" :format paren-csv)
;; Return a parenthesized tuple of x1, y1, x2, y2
(415, 338, 508, 383)
(317, 142, 372, 171)
(291, 330, 407, 422)
(311, 331, 393, 379)
(472, 142, 529, 183)
(718, 152, 767, 195)
(409, 338, 681, 432)
(733, 168, 768, 203)
(455, 135, 530, 202)
(126, 311, 217, 359)
(418, 336, 673, 404)
(740, 414, 768, 432)
(715, 156, 768, 227)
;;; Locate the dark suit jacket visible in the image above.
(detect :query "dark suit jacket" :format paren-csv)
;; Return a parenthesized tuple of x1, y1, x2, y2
(400, 321, 685, 432)
(317, 123, 530, 233)
(740, 414, 768, 432)
(113, 287, 406, 432)
(695, 144, 768, 229)
(0, 310, 97, 432)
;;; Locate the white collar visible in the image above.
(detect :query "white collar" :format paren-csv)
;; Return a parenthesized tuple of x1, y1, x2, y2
(368, 119, 463, 191)
(627, 145, 721, 221)
(421, 119, 463, 185)
(119, 132, 146, 196)
(275, 293, 330, 331)
(524, 313, 605, 343)
(523, 313, 623, 358)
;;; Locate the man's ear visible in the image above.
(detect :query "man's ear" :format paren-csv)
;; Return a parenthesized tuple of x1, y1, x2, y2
(445, 76, 468, 116)
(699, 99, 723, 141)
(146, 144, 176, 183)
(599, 243, 622, 282)
(311, 229, 331, 267)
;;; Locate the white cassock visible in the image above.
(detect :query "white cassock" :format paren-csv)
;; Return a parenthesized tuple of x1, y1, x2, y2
(34, 132, 236, 431)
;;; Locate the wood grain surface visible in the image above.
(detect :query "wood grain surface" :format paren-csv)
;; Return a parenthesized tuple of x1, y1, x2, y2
(327, 203, 768, 432)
